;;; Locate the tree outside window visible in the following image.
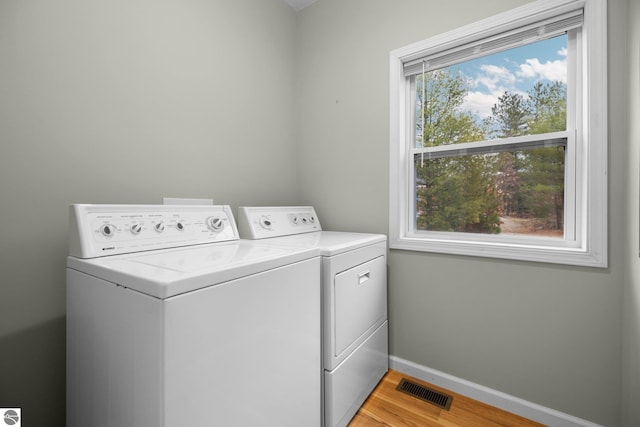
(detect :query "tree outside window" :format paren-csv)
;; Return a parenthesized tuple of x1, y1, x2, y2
(413, 35, 567, 238)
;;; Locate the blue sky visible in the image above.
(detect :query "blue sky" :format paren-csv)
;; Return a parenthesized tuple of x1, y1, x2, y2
(448, 34, 568, 119)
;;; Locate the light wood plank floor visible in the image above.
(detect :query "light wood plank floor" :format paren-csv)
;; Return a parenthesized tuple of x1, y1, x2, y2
(349, 370, 546, 427)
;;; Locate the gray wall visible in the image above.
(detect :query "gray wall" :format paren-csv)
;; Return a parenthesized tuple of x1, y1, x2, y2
(1, 0, 638, 426)
(624, 0, 640, 425)
(294, 0, 629, 426)
(0, 1, 296, 425)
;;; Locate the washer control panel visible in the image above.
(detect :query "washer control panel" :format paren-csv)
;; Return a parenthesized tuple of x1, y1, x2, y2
(69, 204, 239, 258)
(237, 206, 321, 239)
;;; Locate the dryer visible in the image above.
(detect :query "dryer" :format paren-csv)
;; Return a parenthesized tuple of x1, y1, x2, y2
(66, 204, 321, 427)
(237, 206, 388, 427)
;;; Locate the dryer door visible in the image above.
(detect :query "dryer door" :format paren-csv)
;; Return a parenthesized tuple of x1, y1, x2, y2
(333, 255, 387, 358)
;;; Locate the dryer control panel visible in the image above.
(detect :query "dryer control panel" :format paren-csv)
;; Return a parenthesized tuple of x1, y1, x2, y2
(237, 206, 322, 239)
(69, 204, 239, 258)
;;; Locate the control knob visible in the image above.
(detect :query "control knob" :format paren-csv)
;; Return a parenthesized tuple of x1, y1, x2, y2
(154, 221, 165, 233)
(206, 216, 224, 232)
(259, 216, 272, 229)
(101, 224, 115, 237)
(130, 223, 142, 235)
(176, 221, 185, 231)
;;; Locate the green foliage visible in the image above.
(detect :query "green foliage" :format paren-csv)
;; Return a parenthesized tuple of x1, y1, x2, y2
(416, 156, 501, 234)
(418, 71, 486, 147)
(516, 146, 565, 229)
(518, 81, 566, 230)
(528, 81, 566, 134)
(415, 69, 566, 235)
(415, 71, 501, 233)
(488, 92, 531, 138)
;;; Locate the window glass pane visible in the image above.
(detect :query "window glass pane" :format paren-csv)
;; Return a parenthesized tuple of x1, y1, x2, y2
(414, 146, 565, 238)
(415, 34, 568, 148)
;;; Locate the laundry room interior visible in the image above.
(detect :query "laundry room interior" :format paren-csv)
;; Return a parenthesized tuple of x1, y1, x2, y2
(1, 0, 639, 426)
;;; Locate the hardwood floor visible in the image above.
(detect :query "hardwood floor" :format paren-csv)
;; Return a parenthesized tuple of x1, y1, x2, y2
(349, 370, 546, 427)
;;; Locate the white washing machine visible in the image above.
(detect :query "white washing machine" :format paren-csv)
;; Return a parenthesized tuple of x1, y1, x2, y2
(66, 204, 321, 427)
(237, 206, 388, 427)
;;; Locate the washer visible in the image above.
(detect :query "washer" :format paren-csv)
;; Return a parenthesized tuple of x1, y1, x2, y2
(237, 206, 388, 427)
(66, 204, 321, 427)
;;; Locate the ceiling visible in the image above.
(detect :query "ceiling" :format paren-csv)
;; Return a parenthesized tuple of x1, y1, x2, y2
(283, 0, 319, 11)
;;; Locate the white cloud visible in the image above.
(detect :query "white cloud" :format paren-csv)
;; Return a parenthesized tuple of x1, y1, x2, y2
(461, 64, 518, 118)
(461, 91, 499, 118)
(557, 47, 567, 57)
(475, 64, 516, 92)
(458, 51, 565, 119)
(516, 58, 567, 83)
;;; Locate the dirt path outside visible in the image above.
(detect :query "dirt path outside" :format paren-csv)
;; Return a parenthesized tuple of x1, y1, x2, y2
(499, 216, 563, 237)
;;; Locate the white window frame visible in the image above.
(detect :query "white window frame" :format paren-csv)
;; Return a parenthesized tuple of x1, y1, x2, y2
(389, 0, 607, 267)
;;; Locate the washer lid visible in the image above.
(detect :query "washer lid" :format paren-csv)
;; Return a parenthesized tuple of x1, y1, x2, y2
(67, 240, 318, 299)
(256, 231, 386, 256)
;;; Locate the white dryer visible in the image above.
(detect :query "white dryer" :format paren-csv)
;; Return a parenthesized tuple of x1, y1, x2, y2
(237, 206, 388, 427)
(66, 204, 321, 427)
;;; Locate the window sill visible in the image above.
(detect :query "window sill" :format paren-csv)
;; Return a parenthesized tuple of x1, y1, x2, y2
(389, 234, 607, 268)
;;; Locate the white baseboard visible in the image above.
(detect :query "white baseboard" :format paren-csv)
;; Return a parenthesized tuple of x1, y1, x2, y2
(390, 356, 603, 427)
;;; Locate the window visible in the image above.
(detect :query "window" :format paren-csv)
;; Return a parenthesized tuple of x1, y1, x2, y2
(389, 0, 607, 267)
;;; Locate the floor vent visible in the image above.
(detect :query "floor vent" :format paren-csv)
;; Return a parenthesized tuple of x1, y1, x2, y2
(396, 378, 453, 411)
